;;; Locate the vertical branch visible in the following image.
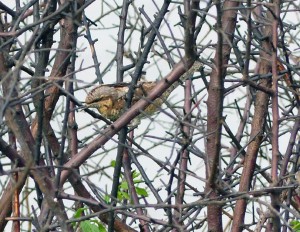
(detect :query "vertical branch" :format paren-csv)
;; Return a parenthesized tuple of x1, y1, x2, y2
(116, 0, 132, 83)
(175, 79, 192, 222)
(12, 170, 20, 232)
(205, 0, 239, 231)
(83, 14, 102, 84)
(205, 0, 223, 230)
(108, 126, 128, 232)
(183, 0, 198, 60)
(10, 133, 20, 232)
(231, 5, 275, 231)
(123, 131, 150, 232)
(68, 89, 78, 159)
(226, 90, 252, 178)
(242, 0, 252, 80)
(280, 110, 300, 177)
(270, 0, 281, 231)
(108, 1, 132, 227)
(54, 74, 71, 188)
(231, 76, 272, 232)
(271, 0, 280, 183)
(174, 0, 199, 226)
(31, 0, 47, 209)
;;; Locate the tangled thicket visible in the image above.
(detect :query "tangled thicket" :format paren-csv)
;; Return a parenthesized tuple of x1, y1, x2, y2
(0, 1, 300, 231)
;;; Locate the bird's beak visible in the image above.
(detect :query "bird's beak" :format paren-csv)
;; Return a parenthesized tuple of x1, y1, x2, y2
(77, 104, 89, 111)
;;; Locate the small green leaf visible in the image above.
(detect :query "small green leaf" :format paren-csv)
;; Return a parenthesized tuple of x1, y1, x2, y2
(104, 195, 110, 204)
(98, 223, 107, 232)
(135, 187, 148, 197)
(291, 220, 300, 230)
(132, 170, 140, 179)
(80, 221, 99, 232)
(133, 179, 143, 184)
(90, 220, 107, 232)
(73, 207, 88, 219)
(111, 160, 116, 167)
(118, 191, 130, 200)
(120, 181, 128, 190)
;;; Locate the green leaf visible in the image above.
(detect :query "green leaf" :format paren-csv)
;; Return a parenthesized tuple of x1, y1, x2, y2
(135, 187, 148, 197)
(291, 220, 300, 230)
(90, 220, 107, 232)
(120, 181, 128, 190)
(73, 207, 88, 219)
(98, 223, 107, 232)
(118, 191, 130, 200)
(104, 194, 110, 204)
(111, 160, 116, 167)
(133, 179, 143, 184)
(132, 170, 140, 179)
(72, 208, 107, 232)
(80, 221, 99, 232)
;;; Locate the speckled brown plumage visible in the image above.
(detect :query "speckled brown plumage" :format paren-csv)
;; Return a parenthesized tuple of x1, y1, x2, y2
(85, 82, 165, 121)
(85, 61, 202, 122)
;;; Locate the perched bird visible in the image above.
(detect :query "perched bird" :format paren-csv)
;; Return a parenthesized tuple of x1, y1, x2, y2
(85, 61, 202, 122)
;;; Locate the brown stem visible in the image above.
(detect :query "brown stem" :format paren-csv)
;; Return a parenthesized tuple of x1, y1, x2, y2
(231, 57, 273, 232)
(205, 0, 239, 231)
(174, 79, 192, 227)
(270, 0, 281, 231)
(123, 131, 150, 232)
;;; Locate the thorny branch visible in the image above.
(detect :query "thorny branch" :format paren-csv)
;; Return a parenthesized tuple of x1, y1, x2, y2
(0, 1, 300, 232)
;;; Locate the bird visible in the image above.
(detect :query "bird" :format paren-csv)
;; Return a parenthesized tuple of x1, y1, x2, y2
(85, 61, 202, 122)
